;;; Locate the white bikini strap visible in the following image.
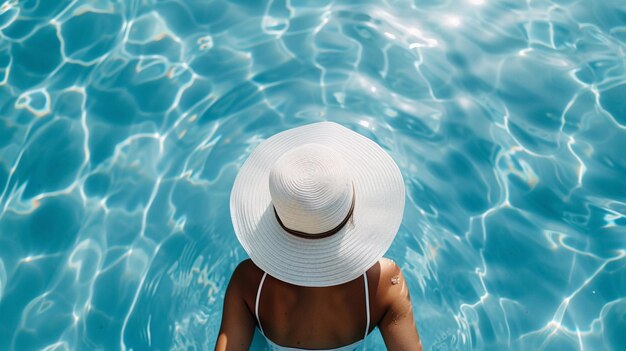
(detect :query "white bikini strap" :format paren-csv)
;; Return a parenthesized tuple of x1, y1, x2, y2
(255, 272, 268, 334)
(363, 272, 370, 339)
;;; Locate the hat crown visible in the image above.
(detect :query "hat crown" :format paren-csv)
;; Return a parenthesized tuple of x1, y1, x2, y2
(269, 143, 353, 235)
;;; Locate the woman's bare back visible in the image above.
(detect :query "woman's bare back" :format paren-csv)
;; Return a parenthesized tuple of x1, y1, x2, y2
(224, 258, 421, 350)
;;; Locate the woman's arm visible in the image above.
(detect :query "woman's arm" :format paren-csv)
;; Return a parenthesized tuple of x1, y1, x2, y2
(215, 263, 256, 351)
(378, 261, 423, 351)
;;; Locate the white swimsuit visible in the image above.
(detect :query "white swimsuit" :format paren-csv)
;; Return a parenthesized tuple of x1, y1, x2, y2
(254, 272, 371, 351)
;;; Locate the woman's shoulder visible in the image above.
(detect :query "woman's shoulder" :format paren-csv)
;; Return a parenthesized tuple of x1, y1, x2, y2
(231, 257, 405, 294)
(368, 258, 409, 307)
(376, 257, 402, 276)
(225, 259, 266, 311)
(228, 259, 265, 299)
(231, 259, 264, 285)
(368, 257, 403, 283)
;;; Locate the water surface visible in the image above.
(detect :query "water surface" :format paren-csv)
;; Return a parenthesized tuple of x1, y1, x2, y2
(0, 0, 625, 350)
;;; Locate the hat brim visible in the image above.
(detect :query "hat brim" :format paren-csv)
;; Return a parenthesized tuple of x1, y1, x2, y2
(230, 122, 405, 287)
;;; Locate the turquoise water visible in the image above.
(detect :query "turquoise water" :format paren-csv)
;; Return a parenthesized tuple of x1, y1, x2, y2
(1, 0, 626, 350)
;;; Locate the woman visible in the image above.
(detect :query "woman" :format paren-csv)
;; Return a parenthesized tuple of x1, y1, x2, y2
(217, 122, 422, 350)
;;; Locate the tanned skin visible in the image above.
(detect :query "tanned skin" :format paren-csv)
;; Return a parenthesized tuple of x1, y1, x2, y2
(215, 258, 422, 350)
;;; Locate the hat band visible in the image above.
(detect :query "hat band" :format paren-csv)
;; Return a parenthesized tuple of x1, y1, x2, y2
(273, 191, 355, 240)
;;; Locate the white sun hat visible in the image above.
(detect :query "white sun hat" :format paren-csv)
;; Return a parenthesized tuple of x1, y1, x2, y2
(230, 122, 405, 287)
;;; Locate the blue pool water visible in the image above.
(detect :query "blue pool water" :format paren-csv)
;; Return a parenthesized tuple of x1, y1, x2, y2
(1, 0, 626, 350)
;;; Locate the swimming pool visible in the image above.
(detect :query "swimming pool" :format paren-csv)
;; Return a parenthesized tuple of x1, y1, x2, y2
(1, 0, 625, 349)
